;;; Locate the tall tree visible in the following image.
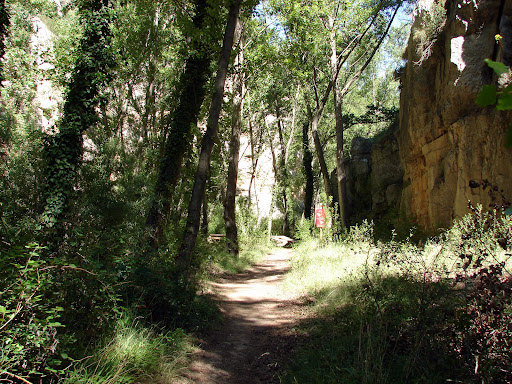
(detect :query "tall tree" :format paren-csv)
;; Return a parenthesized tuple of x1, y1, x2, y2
(275, 97, 291, 235)
(145, 0, 214, 245)
(39, 0, 114, 241)
(176, 0, 243, 274)
(331, 0, 401, 228)
(224, 23, 244, 257)
(270, 0, 402, 227)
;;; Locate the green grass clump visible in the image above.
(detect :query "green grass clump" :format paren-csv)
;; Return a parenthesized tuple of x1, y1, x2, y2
(64, 315, 192, 384)
(283, 212, 512, 384)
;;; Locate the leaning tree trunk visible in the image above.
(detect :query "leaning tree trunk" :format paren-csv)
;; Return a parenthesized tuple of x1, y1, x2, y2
(302, 121, 314, 220)
(176, 0, 242, 275)
(304, 95, 333, 204)
(224, 26, 244, 257)
(40, 0, 114, 243)
(310, 112, 332, 200)
(146, 0, 213, 246)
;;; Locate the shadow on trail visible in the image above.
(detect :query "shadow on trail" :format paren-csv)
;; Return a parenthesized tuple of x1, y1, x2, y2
(183, 249, 306, 384)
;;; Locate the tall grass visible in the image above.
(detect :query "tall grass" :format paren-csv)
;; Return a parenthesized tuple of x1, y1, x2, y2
(283, 211, 512, 384)
(64, 315, 192, 384)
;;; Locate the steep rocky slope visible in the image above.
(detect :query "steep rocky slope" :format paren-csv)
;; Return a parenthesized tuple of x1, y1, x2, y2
(399, 0, 512, 229)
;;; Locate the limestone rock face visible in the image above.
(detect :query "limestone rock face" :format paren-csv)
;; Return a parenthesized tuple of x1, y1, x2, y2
(371, 132, 403, 213)
(399, 0, 512, 230)
(345, 131, 403, 221)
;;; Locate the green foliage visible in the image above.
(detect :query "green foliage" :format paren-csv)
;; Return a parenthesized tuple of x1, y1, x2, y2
(0, 0, 413, 381)
(283, 211, 512, 383)
(476, 59, 512, 110)
(476, 84, 498, 107)
(40, 0, 115, 233)
(485, 58, 509, 76)
(476, 59, 512, 147)
(0, 243, 66, 380)
(413, 0, 446, 64)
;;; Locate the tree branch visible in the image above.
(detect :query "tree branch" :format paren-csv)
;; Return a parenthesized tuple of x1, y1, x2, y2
(341, 1, 402, 96)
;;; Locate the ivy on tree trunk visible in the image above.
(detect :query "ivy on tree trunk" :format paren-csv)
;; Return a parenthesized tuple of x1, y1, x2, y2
(40, 0, 114, 243)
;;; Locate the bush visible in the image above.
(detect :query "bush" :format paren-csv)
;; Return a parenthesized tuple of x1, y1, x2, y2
(0, 244, 66, 380)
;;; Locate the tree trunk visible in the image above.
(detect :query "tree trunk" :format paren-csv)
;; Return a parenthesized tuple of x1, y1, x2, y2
(224, 25, 244, 257)
(334, 89, 348, 229)
(330, 16, 347, 229)
(307, 103, 332, 201)
(302, 121, 314, 220)
(176, 0, 242, 274)
(275, 100, 290, 236)
(201, 190, 209, 236)
(268, 136, 278, 242)
(247, 104, 261, 218)
(146, 0, 212, 246)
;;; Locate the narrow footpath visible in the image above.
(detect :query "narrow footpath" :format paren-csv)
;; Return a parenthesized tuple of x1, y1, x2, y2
(179, 248, 305, 384)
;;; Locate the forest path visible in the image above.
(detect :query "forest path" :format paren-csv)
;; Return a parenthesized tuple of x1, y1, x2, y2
(179, 248, 305, 384)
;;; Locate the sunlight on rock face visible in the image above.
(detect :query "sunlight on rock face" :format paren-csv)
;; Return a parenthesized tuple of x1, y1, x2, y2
(450, 36, 465, 73)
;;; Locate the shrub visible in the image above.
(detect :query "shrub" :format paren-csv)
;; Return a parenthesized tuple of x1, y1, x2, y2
(0, 244, 66, 381)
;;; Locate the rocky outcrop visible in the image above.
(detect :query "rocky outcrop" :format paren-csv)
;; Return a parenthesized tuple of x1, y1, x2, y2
(371, 132, 404, 213)
(399, 0, 512, 229)
(345, 130, 403, 222)
(31, 17, 63, 133)
(346, 137, 373, 220)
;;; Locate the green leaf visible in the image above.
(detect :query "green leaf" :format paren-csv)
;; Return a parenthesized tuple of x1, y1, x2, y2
(497, 92, 512, 110)
(505, 207, 512, 216)
(506, 125, 512, 148)
(484, 58, 510, 76)
(48, 321, 64, 327)
(476, 85, 497, 107)
(0, 305, 7, 315)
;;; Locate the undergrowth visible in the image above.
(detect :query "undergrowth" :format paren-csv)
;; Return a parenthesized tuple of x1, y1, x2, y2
(283, 208, 512, 384)
(63, 315, 192, 384)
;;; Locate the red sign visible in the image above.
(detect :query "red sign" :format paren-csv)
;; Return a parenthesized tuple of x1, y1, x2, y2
(315, 207, 326, 228)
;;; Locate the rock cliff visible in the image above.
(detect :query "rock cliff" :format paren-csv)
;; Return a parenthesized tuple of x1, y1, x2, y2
(345, 130, 403, 224)
(399, 0, 512, 229)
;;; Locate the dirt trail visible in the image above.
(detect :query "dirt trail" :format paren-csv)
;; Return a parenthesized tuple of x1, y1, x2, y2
(180, 248, 304, 384)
